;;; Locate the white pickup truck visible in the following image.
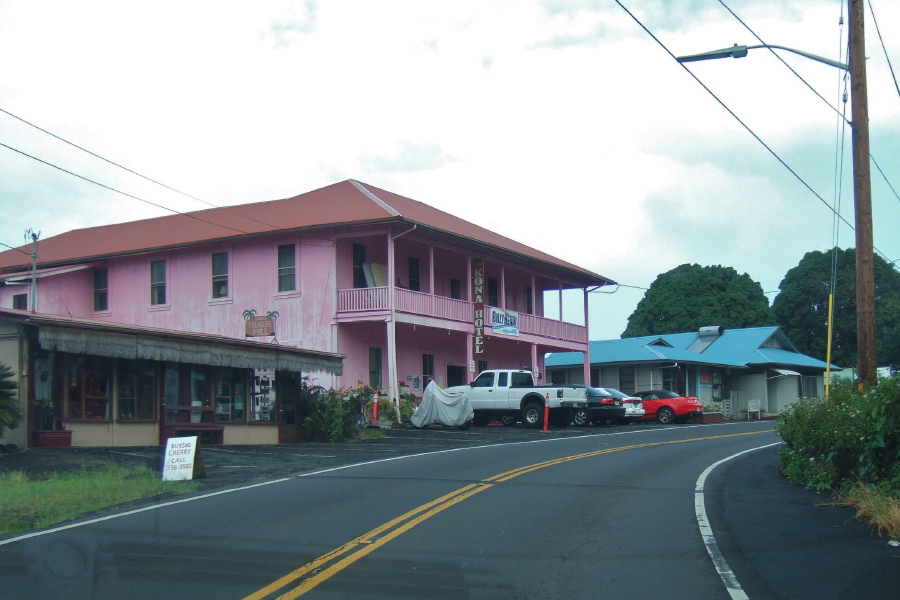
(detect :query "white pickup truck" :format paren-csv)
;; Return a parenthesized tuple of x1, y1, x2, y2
(446, 369, 588, 429)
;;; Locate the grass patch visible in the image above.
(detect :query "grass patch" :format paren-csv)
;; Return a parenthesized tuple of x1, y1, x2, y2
(835, 482, 900, 539)
(0, 465, 198, 535)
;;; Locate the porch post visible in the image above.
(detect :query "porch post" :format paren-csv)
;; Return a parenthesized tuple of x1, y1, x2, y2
(583, 287, 591, 386)
(387, 233, 398, 403)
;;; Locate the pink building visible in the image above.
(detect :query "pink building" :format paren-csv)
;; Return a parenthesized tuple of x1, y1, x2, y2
(0, 180, 614, 447)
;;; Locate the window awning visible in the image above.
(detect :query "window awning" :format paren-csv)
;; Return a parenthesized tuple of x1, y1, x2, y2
(35, 322, 343, 375)
(1, 264, 91, 284)
(771, 368, 801, 377)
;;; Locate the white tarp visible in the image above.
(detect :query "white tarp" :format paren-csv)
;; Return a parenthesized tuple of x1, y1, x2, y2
(410, 381, 473, 428)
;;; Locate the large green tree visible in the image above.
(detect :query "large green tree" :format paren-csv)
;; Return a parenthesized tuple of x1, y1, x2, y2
(772, 247, 900, 368)
(622, 264, 775, 338)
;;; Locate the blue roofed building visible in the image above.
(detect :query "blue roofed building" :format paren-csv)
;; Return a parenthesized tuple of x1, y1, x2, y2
(545, 326, 839, 419)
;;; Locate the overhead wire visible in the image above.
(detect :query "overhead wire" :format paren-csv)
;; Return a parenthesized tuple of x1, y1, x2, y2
(613, 0, 893, 263)
(0, 142, 253, 236)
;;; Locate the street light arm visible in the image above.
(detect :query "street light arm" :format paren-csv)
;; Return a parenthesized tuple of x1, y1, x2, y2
(676, 43, 848, 71)
(748, 44, 848, 71)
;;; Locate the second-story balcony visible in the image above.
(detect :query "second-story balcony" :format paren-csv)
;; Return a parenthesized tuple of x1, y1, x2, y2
(337, 287, 587, 344)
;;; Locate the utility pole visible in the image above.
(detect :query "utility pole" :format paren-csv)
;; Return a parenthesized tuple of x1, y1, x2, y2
(849, 0, 877, 385)
(25, 228, 40, 313)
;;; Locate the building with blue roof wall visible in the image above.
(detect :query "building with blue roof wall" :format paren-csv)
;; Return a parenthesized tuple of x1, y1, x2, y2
(545, 326, 838, 418)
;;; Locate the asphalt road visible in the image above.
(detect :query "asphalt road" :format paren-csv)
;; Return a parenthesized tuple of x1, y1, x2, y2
(1, 421, 898, 599)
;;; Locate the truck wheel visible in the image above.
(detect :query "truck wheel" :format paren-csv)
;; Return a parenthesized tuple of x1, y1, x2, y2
(500, 414, 517, 427)
(572, 408, 590, 427)
(522, 403, 543, 428)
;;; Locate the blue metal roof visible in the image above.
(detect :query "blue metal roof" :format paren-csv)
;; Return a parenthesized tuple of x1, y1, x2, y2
(545, 326, 839, 371)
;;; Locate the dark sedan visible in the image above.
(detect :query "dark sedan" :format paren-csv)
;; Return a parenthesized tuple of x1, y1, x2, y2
(567, 384, 629, 426)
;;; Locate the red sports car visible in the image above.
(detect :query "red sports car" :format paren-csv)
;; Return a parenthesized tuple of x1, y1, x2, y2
(632, 390, 703, 424)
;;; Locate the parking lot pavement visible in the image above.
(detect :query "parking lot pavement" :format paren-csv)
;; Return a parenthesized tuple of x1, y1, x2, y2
(0, 423, 600, 491)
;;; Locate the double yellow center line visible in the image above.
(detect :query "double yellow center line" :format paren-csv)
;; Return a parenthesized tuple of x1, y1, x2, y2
(245, 429, 773, 599)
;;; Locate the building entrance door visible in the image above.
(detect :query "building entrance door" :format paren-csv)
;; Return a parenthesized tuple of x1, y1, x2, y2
(279, 372, 300, 443)
(447, 365, 467, 387)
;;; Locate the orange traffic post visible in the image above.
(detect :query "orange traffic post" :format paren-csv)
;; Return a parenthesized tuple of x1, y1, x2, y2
(543, 393, 550, 433)
(372, 397, 378, 426)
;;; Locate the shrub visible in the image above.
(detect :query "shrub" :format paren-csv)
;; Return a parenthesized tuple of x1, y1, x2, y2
(777, 377, 900, 491)
(0, 363, 21, 438)
(302, 387, 356, 443)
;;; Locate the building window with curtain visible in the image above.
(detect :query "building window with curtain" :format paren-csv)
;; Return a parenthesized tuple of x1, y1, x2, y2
(13, 293, 27, 310)
(212, 252, 229, 298)
(353, 243, 367, 288)
(150, 260, 166, 305)
(117, 359, 158, 420)
(369, 347, 382, 389)
(488, 277, 498, 306)
(277, 244, 296, 292)
(408, 257, 420, 291)
(423, 353, 435, 385)
(94, 268, 109, 311)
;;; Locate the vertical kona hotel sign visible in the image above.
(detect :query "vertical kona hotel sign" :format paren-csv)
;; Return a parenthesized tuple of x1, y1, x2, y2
(473, 259, 485, 354)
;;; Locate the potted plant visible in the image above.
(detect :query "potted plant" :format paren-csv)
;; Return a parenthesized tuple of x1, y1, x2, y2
(32, 398, 72, 447)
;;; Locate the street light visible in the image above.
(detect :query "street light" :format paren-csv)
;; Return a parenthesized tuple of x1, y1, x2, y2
(675, 0, 877, 385)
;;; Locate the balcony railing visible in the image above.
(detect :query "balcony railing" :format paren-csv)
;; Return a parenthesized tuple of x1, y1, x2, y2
(337, 287, 587, 344)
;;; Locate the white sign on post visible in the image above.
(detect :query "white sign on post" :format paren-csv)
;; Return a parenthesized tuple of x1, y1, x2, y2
(162, 436, 199, 481)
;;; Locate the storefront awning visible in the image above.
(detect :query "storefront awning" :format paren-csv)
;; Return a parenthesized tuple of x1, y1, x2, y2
(36, 322, 343, 375)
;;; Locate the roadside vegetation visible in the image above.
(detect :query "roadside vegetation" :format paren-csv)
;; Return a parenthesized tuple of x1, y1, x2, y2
(777, 377, 900, 538)
(0, 464, 198, 536)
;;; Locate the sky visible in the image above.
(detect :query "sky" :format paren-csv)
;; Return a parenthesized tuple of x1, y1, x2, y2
(1, 0, 899, 341)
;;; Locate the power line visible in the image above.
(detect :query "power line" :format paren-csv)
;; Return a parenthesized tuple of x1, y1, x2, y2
(0, 142, 253, 236)
(0, 106, 285, 232)
(867, 0, 900, 101)
(716, 0, 849, 123)
(614, 0, 893, 263)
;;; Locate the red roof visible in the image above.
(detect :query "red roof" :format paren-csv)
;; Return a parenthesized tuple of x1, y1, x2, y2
(0, 180, 613, 285)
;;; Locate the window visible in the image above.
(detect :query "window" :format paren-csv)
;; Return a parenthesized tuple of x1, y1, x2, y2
(511, 372, 532, 387)
(488, 277, 499, 306)
(369, 347, 382, 389)
(408, 257, 420, 291)
(477, 360, 488, 373)
(94, 268, 109, 311)
(498, 372, 508, 387)
(67, 356, 112, 420)
(13, 293, 27, 310)
(117, 360, 157, 420)
(353, 243, 367, 288)
(450, 278, 461, 300)
(525, 286, 533, 315)
(215, 368, 247, 422)
(619, 367, 636, 395)
(150, 260, 166, 305)
(277, 244, 296, 292)
(423, 353, 434, 385)
(800, 375, 818, 398)
(251, 369, 277, 422)
(212, 253, 229, 298)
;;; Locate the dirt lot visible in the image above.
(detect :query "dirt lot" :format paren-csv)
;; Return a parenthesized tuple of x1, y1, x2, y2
(0, 424, 602, 491)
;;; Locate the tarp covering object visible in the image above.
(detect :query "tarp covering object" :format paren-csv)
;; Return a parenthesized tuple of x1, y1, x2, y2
(410, 381, 473, 428)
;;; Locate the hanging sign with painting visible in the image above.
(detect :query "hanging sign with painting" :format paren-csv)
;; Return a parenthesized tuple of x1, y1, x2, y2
(243, 309, 279, 338)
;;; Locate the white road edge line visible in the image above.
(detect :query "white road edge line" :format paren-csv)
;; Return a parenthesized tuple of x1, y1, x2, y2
(695, 441, 782, 600)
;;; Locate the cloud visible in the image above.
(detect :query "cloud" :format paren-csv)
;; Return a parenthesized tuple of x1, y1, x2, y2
(360, 141, 458, 174)
(265, 0, 319, 48)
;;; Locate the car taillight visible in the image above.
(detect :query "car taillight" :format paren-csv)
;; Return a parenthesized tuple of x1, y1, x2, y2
(599, 399, 620, 405)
